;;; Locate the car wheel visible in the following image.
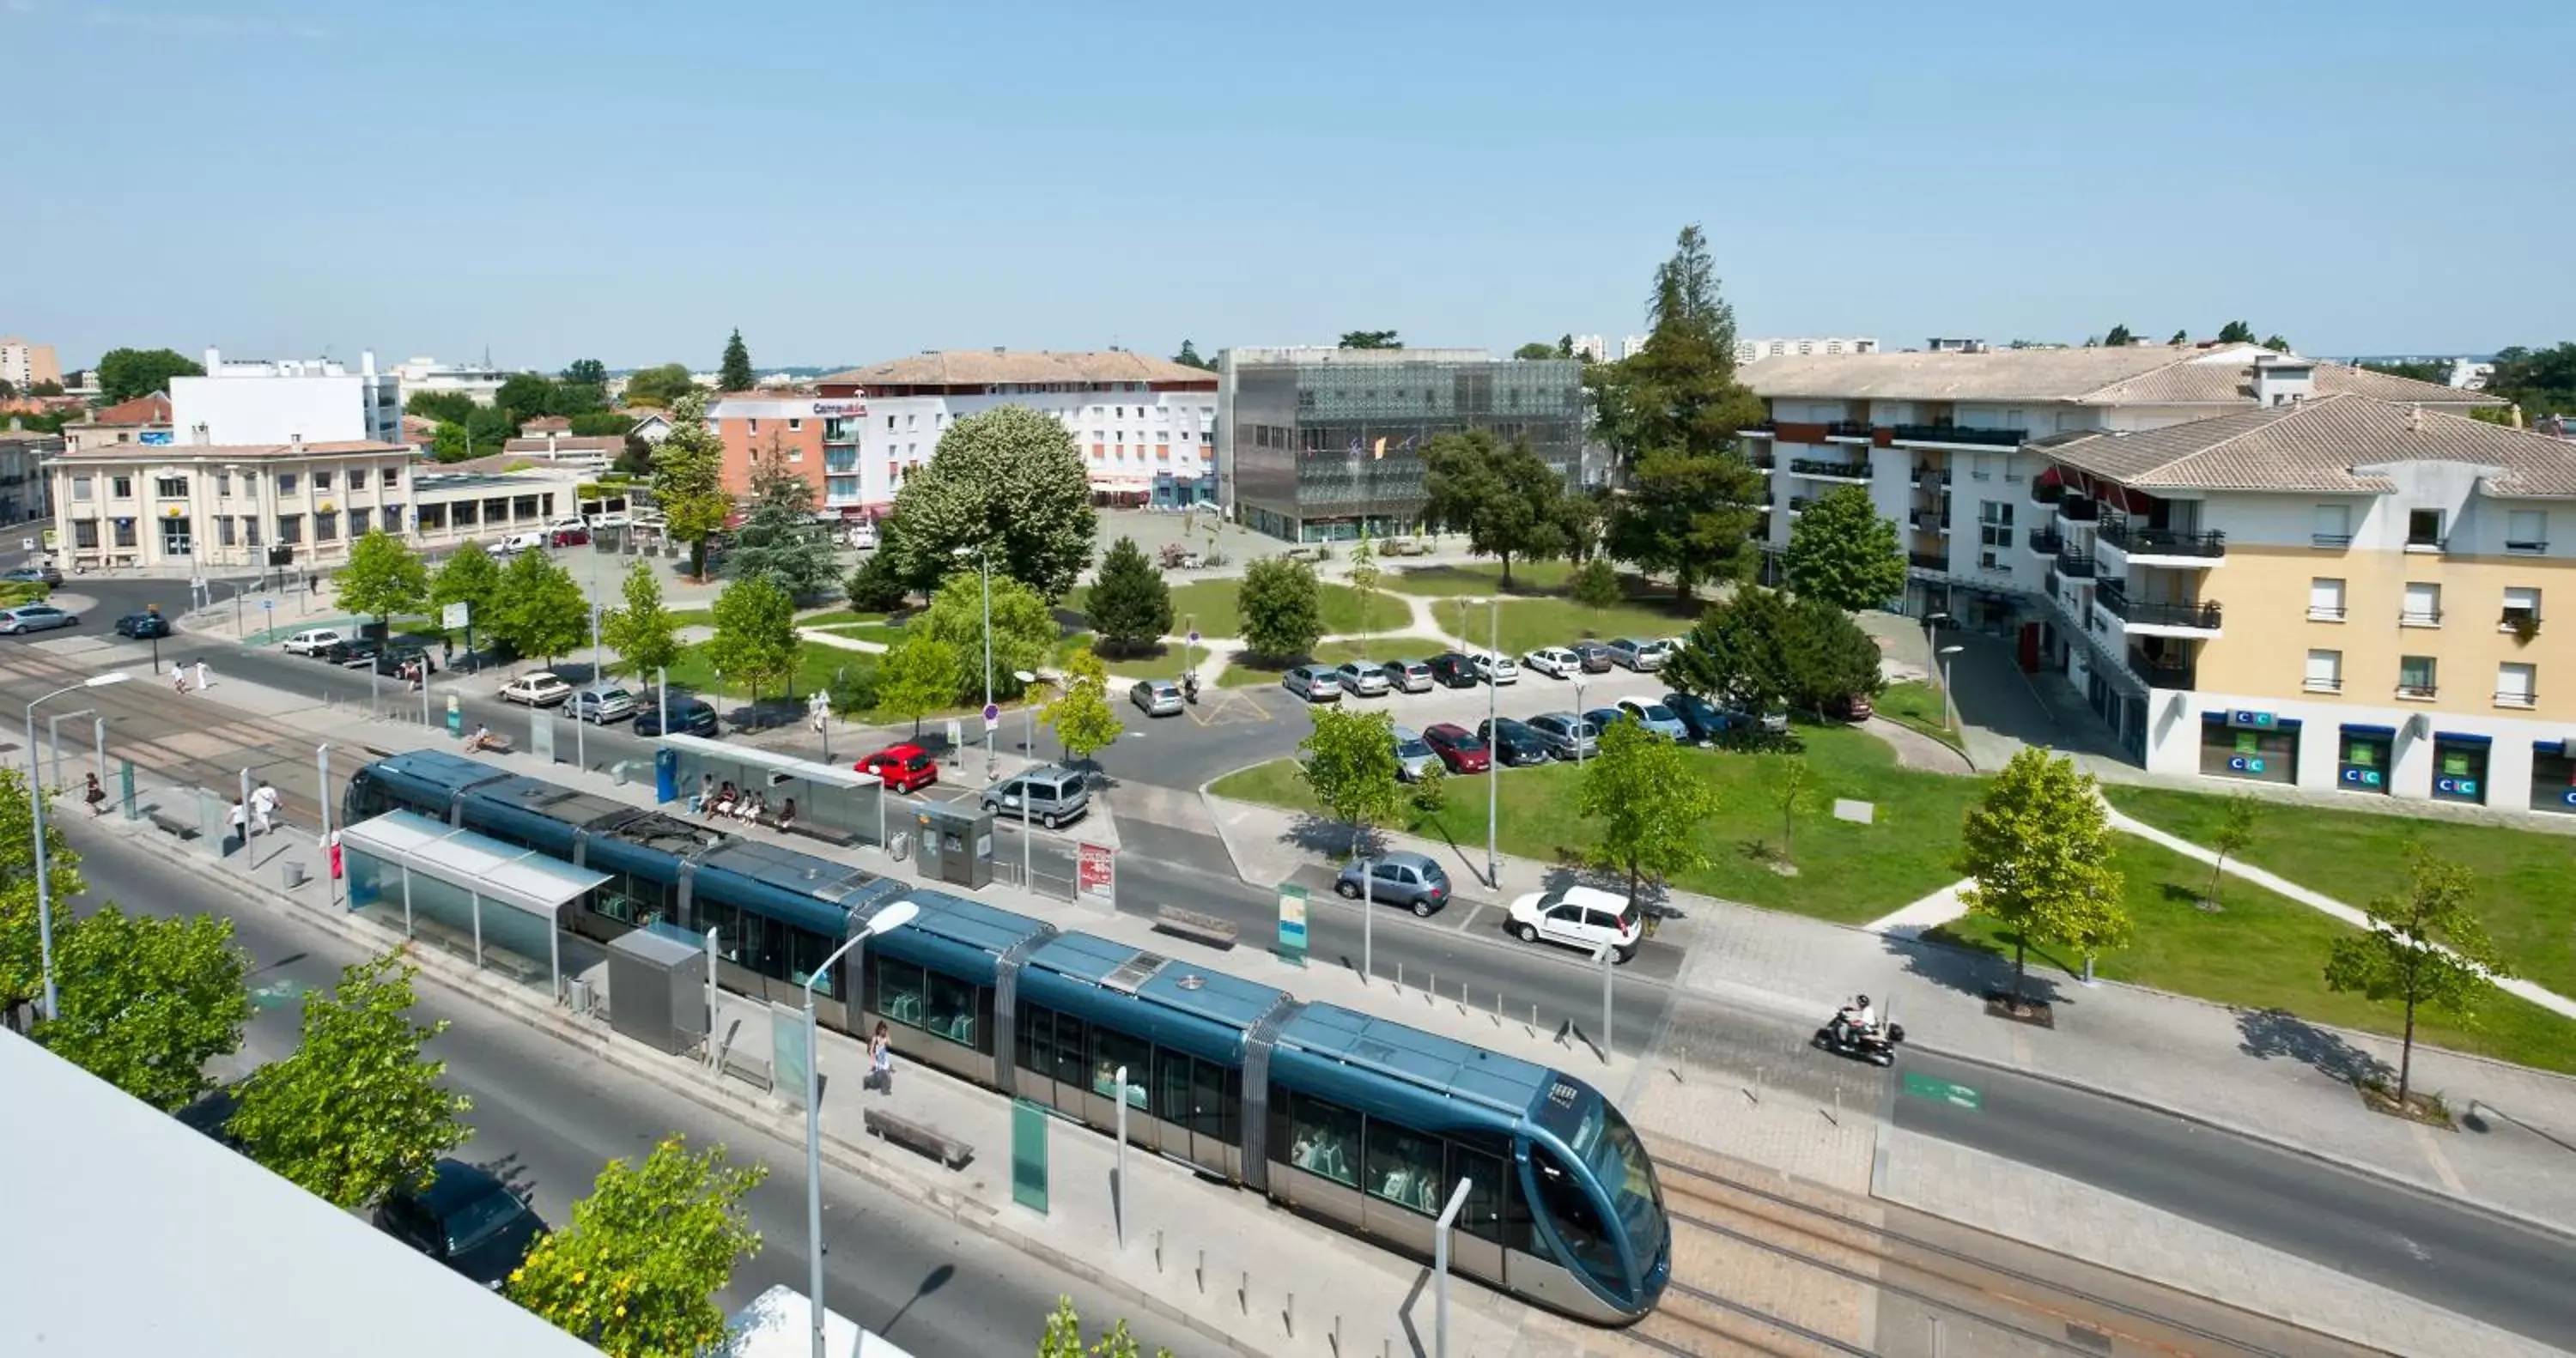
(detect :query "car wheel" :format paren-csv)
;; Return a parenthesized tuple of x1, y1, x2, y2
(1614, 947, 1636, 965)
(1042, 812, 1060, 830)
(1411, 900, 1434, 918)
(1336, 880, 1360, 900)
(1516, 922, 1540, 943)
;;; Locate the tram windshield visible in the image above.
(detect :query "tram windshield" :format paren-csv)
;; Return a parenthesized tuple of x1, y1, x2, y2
(1539, 1085, 1667, 1269)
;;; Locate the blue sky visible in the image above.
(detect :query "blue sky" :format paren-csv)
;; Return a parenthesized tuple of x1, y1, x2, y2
(6, 0, 2569, 372)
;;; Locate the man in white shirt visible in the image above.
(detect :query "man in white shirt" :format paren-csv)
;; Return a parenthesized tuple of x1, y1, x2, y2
(250, 781, 279, 837)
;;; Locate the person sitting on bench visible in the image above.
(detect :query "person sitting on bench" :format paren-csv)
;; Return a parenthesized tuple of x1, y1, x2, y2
(775, 797, 797, 832)
(737, 791, 767, 822)
(709, 780, 738, 816)
(465, 724, 496, 753)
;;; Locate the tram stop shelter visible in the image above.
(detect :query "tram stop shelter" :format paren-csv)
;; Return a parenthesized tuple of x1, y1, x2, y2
(341, 809, 608, 1002)
(654, 731, 885, 846)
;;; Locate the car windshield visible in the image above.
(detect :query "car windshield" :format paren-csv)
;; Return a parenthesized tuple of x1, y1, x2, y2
(1397, 737, 1432, 759)
(1542, 1088, 1665, 1264)
(441, 1185, 529, 1253)
(1642, 704, 1675, 722)
(592, 688, 629, 702)
(1448, 731, 1485, 751)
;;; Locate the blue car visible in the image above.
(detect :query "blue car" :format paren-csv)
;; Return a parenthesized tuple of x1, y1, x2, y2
(1662, 692, 1732, 744)
(1615, 697, 1690, 741)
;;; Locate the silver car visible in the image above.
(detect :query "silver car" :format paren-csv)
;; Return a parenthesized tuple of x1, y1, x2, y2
(981, 764, 1091, 829)
(1392, 725, 1440, 781)
(1523, 712, 1599, 761)
(570, 683, 636, 724)
(1605, 638, 1666, 671)
(1283, 664, 1343, 702)
(1385, 659, 1435, 694)
(1129, 678, 1184, 717)
(0, 605, 77, 635)
(1333, 660, 1391, 696)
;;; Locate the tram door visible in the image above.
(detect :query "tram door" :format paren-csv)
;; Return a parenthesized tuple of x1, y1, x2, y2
(1154, 1048, 1232, 1178)
(1446, 1143, 1509, 1283)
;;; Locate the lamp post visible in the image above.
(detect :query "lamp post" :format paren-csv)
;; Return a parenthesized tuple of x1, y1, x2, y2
(1484, 597, 1500, 887)
(1435, 1176, 1474, 1358)
(952, 543, 994, 778)
(1013, 668, 1041, 888)
(1572, 676, 1589, 768)
(1937, 643, 1965, 735)
(802, 898, 921, 1358)
(27, 670, 131, 1020)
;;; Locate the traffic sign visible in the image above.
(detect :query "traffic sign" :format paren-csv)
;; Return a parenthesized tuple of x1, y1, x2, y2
(983, 702, 1000, 723)
(1900, 1070, 1982, 1110)
(1187, 629, 1200, 645)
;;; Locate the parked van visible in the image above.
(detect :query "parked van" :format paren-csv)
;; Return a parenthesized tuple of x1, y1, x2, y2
(981, 764, 1091, 829)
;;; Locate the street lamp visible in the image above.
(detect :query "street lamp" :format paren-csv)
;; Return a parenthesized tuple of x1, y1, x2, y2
(28, 670, 131, 1020)
(1571, 676, 1589, 768)
(801, 897, 921, 1358)
(1936, 644, 1965, 734)
(1012, 668, 1042, 888)
(1483, 598, 1500, 887)
(952, 543, 994, 778)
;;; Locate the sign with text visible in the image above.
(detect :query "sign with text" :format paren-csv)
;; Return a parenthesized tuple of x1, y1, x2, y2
(442, 601, 471, 629)
(2225, 709, 2278, 731)
(1277, 883, 1309, 965)
(1077, 842, 1115, 905)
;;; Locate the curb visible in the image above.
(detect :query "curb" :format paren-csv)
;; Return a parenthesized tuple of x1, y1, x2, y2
(1908, 1040, 2576, 1247)
(88, 817, 1279, 1358)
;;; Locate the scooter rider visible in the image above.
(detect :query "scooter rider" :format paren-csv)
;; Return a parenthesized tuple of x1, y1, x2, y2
(1834, 993, 1877, 1040)
(1182, 670, 1200, 704)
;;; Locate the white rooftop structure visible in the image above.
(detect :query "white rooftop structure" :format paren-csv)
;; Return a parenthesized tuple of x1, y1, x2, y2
(0, 1028, 599, 1358)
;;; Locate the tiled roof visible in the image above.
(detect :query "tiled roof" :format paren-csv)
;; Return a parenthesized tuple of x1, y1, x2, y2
(1744, 343, 2502, 409)
(2039, 394, 2576, 496)
(46, 439, 409, 459)
(819, 350, 1217, 387)
(86, 393, 171, 426)
(519, 416, 570, 433)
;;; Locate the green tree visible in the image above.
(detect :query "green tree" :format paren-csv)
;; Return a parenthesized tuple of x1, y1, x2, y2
(1084, 537, 1172, 656)
(1777, 596, 1885, 714)
(2168, 328, 2189, 344)
(1666, 585, 1795, 716)
(36, 906, 249, 1112)
(620, 362, 698, 409)
(568, 411, 635, 437)
(336, 530, 428, 624)
(562, 358, 609, 385)
(875, 630, 960, 737)
(507, 1137, 766, 1358)
(1420, 427, 1574, 589)
(1773, 755, 1814, 863)
(2206, 791, 2262, 906)
(1238, 556, 1322, 660)
(1953, 749, 2130, 1002)
(407, 391, 480, 424)
(1170, 340, 1213, 372)
(1783, 483, 1907, 613)
(2103, 323, 2136, 347)
(885, 407, 1097, 600)
(2216, 321, 2257, 344)
(2263, 334, 2291, 352)
(1038, 1296, 1175, 1358)
(496, 372, 562, 423)
(1346, 532, 1382, 632)
(1299, 706, 1403, 870)
(229, 951, 470, 1209)
(1589, 224, 1766, 477)
(0, 768, 81, 1027)
(1337, 330, 1400, 349)
(650, 391, 732, 581)
(727, 444, 839, 599)
(429, 542, 503, 650)
(1605, 449, 1766, 597)
(718, 329, 756, 391)
(2484, 343, 2576, 419)
(2360, 359, 2451, 385)
(1570, 555, 1622, 625)
(428, 403, 518, 463)
(2323, 848, 2508, 1108)
(1558, 334, 1577, 358)
(1047, 646, 1122, 767)
(843, 549, 911, 612)
(95, 347, 204, 404)
(917, 568, 1056, 701)
(602, 558, 680, 681)
(494, 548, 588, 665)
(704, 575, 799, 708)
(1579, 719, 1720, 906)
(1513, 341, 1559, 361)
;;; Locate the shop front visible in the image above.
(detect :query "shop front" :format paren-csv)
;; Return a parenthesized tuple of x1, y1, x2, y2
(2532, 740, 2576, 816)
(2336, 724, 2395, 795)
(2198, 710, 2298, 785)
(2429, 733, 2490, 805)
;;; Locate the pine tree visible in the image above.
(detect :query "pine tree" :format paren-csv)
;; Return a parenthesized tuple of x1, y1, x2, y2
(650, 391, 732, 581)
(727, 442, 839, 600)
(1084, 537, 1172, 656)
(718, 329, 755, 391)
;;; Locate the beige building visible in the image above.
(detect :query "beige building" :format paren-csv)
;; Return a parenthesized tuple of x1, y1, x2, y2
(64, 393, 174, 453)
(0, 336, 62, 391)
(47, 438, 589, 573)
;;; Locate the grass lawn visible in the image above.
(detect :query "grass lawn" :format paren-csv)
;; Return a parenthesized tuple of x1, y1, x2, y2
(1383, 559, 1580, 597)
(1927, 834, 2576, 1076)
(1212, 723, 1979, 924)
(664, 609, 717, 631)
(1432, 594, 1699, 656)
(796, 609, 890, 628)
(1167, 579, 1245, 639)
(1875, 680, 1964, 753)
(2104, 785, 2576, 999)
(665, 640, 875, 705)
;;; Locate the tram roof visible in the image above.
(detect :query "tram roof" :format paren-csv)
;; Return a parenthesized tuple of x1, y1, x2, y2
(469, 776, 647, 830)
(693, 836, 881, 905)
(877, 889, 1053, 955)
(1276, 1003, 1554, 1112)
(366, 747, 511, 795)
(1025, 931, 1287, 1028)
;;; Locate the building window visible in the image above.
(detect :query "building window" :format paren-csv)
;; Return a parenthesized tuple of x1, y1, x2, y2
(276, 515, 302, 544)
(113, 519, 137, 548)
(887, 415, 896, 430)
(2397, 655, 2437, 700)
(2305, 650, 2342, 694)
(2307, 578, 2345, 621)
(2401, 582, 2442, 627)
(349, 508, 372, 536)
(382, 504, 403, 530)
(2338, 725, 2394, 792)
(2503, 587, 2541, 634)
(2406, 508, 2445, 549)
(381, 466, 401, 488)
(72, 521, 98, 549)
(216, 472, 230, 496)
(276, 473, 298, 495)
(154, 476, 187, 497)
(242, 516, 260, 546)
(112, 476, 133, 499)
(2497, 663, 2537, 709)
(314, 512, 338, 542)
(2311, 503, 2351, 548)
(787, 418, 802, 432)
(2506, 510, 2548, 555)
(218, 518, 236, 548)
(71, 476, 91, 502)
(314, 470, 333, 492)
(452, 500, 477, 526)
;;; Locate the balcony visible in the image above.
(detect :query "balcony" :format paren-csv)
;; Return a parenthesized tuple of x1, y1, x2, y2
(2506, 537, 2549, 555)
(2304, 676, 2343, 694)
(2399, 608, 2444, 627)
(2127, 648, 2196, 691)
(1911, 464, 1948, 488)
(2097, 520, 2227, 560)
(1911, 509, 1948, 533)
(2055, 546, 2097, 579)
(2027, 528, 2063, 557)
(2098, 579, 2223, 631)
(1908, 551, 1948, 572)
(2059, 497, 2100, 523)
(2397, 682, 2439, 701)
(2497, 688, 2538, 709)
(1743, 420, 1778, 438)
(2311, 532, 2354, 549)
(1747, 452, 1777, 470)
(2030, 480, 2063, 506)
(1825, 421, 1874, 441)
(1891, 424, 2027, 448)
(1787, 497, 1814, 516)
(1788, 458, 1873, 482)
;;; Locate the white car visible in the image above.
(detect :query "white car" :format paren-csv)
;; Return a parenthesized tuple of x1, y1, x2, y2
(283, 627, 346, 656)
(1472, 653, 1519, 685)
(1522, 646, 1580, 679)
(495, 530, 547, 555)
(499, 671, 574, 706)
(1505, 884, 1643, 963)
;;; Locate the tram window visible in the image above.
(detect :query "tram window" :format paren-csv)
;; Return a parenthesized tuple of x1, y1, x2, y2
(924, 971, 976, 1048)
(1364, 1118, 1445, 1216)
(1447, 1143, 1508, 1244)
(1157, 1049, 1194, 1124)
(1050, 1014, 1088, 1088)
(587, 870, 665, 927)
(739, 912, 786, 978)
(1194, 1058, 1236, 1141)
(788, 928, 837, 997)
(1017, 1004, 1053, 1076)
(1091, 1028, 1151, 1106)
(702, 903, 741, 963)
(876, 956, 927, 1028)
(1285, 1092, 1359, 1188)
(1530, 1146, 1619, 1277)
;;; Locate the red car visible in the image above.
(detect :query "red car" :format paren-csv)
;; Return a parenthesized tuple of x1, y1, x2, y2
(1420, 722, 1491, 773)
(857, 743, 939, 793)
(550, 526, 591, 548)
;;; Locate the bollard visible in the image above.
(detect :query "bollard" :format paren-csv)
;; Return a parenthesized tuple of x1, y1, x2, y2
(1531, 1002, 1539, 1032)
(1197, 1249, 1205, 1293)
(1239, 1270, 1249, 1315)
(1285, 1291, 1293, 1337)
(1155, 1228, 1163, 1273)
(1395, 962, 1403, 993)
(1427, 971, 1435, 1005)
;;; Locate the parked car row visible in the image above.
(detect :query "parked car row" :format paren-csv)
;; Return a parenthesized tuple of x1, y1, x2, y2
(1327, 842, 1643, 963)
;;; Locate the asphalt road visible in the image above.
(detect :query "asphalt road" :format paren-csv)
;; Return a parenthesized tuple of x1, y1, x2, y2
(1894, 1049, 2576, 1352)
(63, 815, 1198, 1358)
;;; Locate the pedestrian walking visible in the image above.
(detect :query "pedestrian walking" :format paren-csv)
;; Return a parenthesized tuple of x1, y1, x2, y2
(251, 781, 277, 837)
(226, 797, 247, 856)
(82, 773, 106, 817)
(867, 1022, 896, 1094)
(194, 658, 211, 692)
(171, 662, 189, 694)
(325, 828, 343, 881)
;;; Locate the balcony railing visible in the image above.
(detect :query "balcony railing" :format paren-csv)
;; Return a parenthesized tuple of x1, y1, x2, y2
(1908, 551, 1947, 571)
(2306, 604, 2347, 621)
(1911, 466, 1948, 488)
(2506, 538, 2549, 555)
(1892, 424, 2027, 446)
(2397, 682, 2439, 700)
(1911, 509, 1948, 532)
(2059, 497, 2100, 522)
(2031, 481, 2063, 506)
(2497, 688, 2538, 709)
(2099, 579, 2221, 629)
(2399, 609, 2444, 627)
(1825, 421, 1874, 439)
(2098, 520, 2227, 558)
(2056, 547, 2097, 579)
(2304, 676, 2343, 694)
(2127, 648, 2196, 690)
(2312, 532, 2354, 549)
(2028, 528, 2064, 556)
(1789, 458, 1872, 479)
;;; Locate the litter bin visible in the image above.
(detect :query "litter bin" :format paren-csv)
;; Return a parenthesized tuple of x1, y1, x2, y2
(283, 860, 308, 888)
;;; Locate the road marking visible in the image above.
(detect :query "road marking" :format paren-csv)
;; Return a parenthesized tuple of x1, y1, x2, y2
(1449, 901, 1490, 936)
(249, 979, 308, 1009)
(2413, 1121, 2467, 1195)
(1900, 1070, 1982, 1110)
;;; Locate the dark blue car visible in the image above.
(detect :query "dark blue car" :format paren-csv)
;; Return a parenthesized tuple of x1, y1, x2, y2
(633, 695, 719, 737)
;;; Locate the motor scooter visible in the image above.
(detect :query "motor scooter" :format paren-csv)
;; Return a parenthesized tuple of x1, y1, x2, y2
(1814, 1010, 1905, 1067)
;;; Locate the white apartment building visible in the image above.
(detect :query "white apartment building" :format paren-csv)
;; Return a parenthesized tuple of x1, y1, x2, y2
(392, 356, 507, 405)
(1619, 335, 1649, 361)
(811, 350, 1222, 510)
(1567, 335, 1608, 362)
(1737, 336, 1881, 366)
(171, 348, 402, 448)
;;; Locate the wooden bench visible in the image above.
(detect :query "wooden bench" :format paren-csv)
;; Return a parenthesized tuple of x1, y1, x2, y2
(465, 735, 515, 755)
(785, 821, 856, 847)
(147, 806, 200, 840)
(1154, 905, 1239, 949)
(863, 1106, 974, 1170)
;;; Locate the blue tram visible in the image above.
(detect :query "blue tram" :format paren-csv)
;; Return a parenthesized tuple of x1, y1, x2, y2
(343, 751, 1669, 1323)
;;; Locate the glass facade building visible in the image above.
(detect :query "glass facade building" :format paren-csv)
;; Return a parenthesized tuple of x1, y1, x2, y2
(1218, 348, 1585, 542)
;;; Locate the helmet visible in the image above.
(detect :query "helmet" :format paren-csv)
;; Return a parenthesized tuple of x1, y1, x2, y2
(1856, 994, 1871, 1008)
